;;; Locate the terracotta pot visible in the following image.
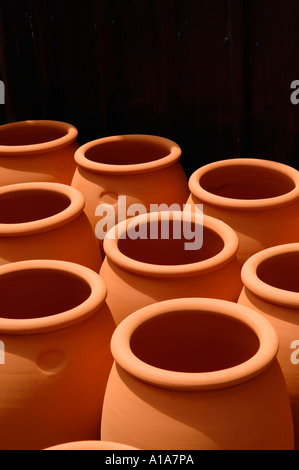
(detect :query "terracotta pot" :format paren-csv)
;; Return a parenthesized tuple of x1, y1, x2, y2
(100, 210, 242, 325)
(0, 259, 115, 450)
(101, 298, 294, 450)
(45, 441, 138, 450)
(71, 134, 189, 251)
(0, 182, 102, 271)
(238, 242, 299, 449)
(187, 158, 299, 264)
(0, 120, 78, 185)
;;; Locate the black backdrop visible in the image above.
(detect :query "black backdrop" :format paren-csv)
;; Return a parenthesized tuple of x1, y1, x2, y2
(1, 0, 299, 177)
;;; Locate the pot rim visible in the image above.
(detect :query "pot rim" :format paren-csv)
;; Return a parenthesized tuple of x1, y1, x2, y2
(111, 298, 278, 391)
(103, 211, 239, 278)
(45, 441, 138, 450)
(188, 158, 299, 210)
(0, 182, 85, 237)
(241, 243, 299, 308)
(0, 120, 78, 156)
(0, 259, 107, 334)
(74, 134, 182, 175)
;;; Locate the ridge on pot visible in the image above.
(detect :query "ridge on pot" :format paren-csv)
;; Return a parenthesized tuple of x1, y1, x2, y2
(101, 298, 294, 450)
(0, 120, 78, 185)
(100, 210, 243, 325)
(187, 158, 299, 264)
(0, 259, 115, 450)
(238, 242, 299, 449)
(0, 181, 102, 271)
(71, 134, 190, 251)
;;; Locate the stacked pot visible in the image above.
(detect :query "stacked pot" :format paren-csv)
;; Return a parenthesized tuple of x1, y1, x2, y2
(187, 157, 299, 450)
(0, 120, 298, 450)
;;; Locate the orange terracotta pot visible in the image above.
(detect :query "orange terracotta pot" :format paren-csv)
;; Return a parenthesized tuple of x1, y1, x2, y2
(71, 135, 189, 251)
(187, 158, 299, 264)
(0, 182, 102, 271)
(100, 210, 242, 325)
(238, 243, 299, 449)
(45, 441, 138, 450)
(101, 298, 294, 450)
(0, 120, 78, 185)
(0, 259, 115, 450)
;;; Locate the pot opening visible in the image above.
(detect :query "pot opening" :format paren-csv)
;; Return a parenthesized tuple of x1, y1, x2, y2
(0, 122, 66, 146)
(85, 138, 172, 165)
(130, 311, 260, 373)
(257, 252, 299, 293)
(0, 269, 92, 319)
(200, 165, 295, 200)
(0, 190, 71, 224)
(117, 222, 224, 265)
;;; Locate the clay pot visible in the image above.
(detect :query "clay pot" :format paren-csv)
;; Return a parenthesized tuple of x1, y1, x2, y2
(187, 158, 299, 264)
(0, 182, 101, 271)
(0, 120, 78, 185)
(71, 135, 189, 250)
(100, 210, 243, 325)
(238, 243, 299, 449)
(101, 298, 294, 450)
(45, 441, 138, 450)
(0, 259, 115, 450)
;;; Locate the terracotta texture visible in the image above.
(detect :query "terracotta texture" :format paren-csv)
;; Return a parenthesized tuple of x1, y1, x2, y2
(0, 259, 115, 450)
(187, 158, 299, 264)
(45, 441, 138, 450)
(71, 135, 189, 250)
(100, 210, 243, 325)
(101, 298, 294, 450)
(0, 182, 102, 271)
(0, 120, 78, 185)
(238, 243, 299, 449)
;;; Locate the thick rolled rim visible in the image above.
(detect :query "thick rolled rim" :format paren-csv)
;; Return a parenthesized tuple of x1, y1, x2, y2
(45, 441, 138, 450)
(103, 211, 239, 278)
(241, 243, 299, 308)
(0, 120, 78, 155)
(74, 134, 182, 175)
(111, 298, 278, 391)
(0, 182, 85, 237)
(188, 158, 299, 210)
(0, 259, 107, 334)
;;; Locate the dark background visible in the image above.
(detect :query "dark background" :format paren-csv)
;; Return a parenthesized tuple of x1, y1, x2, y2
(0, 0, 299, 177)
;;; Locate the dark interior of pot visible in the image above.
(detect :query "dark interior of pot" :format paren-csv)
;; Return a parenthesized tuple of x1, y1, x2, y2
(85, 138, 171, 165)
(0, 122, 66, 146)
(257, 252, 299, 292)
(117, 221, 224, 265)
(200, 165, 295, 200)
(130, 311, 260, 373)
(0, 190, 71, 224)
(0, 270, 92, 319)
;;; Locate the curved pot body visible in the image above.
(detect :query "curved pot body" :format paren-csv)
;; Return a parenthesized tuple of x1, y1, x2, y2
(100, 210, 243, 325)
(45, 441, 138, 450)
(101, 298, 294, 450)
(238, 243, 299, 449)
(187, 158, 299, 264)
(71, 135, 189, 250)
(0, 260, 115, 450)
(0, 120, 78, 185)
(0, 182, 102, 271)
